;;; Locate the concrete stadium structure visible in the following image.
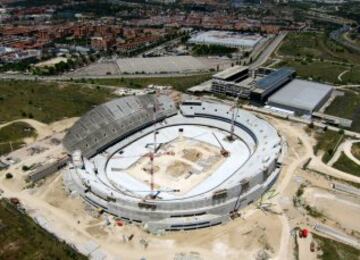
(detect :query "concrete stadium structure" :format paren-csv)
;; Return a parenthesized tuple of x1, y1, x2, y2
(63, 95, 285, 232)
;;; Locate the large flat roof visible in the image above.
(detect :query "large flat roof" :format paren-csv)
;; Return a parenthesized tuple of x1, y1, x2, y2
(267, 79, 333, 112)
(189, 31, 263, 48)
(256, 67, 295, 90)
(213, 65, 249, 80)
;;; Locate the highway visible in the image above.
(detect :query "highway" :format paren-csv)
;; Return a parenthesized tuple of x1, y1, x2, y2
(250, 32, 287, 69)
(0, 71, 211, 81)
(0, 32, 287, 81)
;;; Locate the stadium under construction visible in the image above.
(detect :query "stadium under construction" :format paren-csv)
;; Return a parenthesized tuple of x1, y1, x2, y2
(63, 95, 285, 233)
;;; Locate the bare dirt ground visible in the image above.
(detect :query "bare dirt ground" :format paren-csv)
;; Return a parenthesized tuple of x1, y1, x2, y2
(303, 187, 360, 232)
(259, 115, 360, 260)
(126, 136, 224, 195)
(69, 56, 232, 77)
(0, 117, 78, 142)
(1, 115, 360, 259)
(182, 148, 202, 162)
(297, 233, 318, 260)
(35, 57, 68, 68)
(1, 168, 283, 259)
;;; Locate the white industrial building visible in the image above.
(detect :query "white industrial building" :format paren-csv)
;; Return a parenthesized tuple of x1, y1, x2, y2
(267, 79, 333, 115)
(189, 31, 263, 51)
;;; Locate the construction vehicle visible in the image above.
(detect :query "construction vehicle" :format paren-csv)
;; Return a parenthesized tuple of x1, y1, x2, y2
(9, 197, 20, 205)
(133, 189, 181, 201)
(149, 189, 180, 200)
(299, 228, 309, 238)
(310, 241, 315, 252)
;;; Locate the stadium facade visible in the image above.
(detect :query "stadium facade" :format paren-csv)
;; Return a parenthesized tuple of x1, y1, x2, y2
(63, 95, 285, 232)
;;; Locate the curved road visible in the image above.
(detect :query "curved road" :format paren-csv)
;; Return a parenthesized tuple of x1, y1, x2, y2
(328, 139, 360, 166)
(0, 119, 52, 139)
(344, 140, 360, 165)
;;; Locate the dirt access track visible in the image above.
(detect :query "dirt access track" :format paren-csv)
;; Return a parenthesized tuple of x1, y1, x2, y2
(1, 115, 360, 259)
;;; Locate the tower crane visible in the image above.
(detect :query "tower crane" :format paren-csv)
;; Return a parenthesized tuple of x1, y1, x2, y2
(227, 94, 240, 142)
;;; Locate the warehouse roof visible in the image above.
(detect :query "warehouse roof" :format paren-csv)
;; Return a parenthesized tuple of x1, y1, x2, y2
(267, 79, 333, 112)
(213, 65, 249, 80)
(189, 31, 263, 48)
(256, 67, 295, 90)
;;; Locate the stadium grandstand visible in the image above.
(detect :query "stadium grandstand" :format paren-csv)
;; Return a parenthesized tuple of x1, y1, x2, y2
(63, 95, 177, 158)
(63, 95, 285, 232)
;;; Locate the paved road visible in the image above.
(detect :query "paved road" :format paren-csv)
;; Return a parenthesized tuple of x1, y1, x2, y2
(0, 32, 287, 81)
(250, 32, 287, 69)
(344, 140, 360, 165)
(0, 71, 211, 81)
(328, 139, 360, 166)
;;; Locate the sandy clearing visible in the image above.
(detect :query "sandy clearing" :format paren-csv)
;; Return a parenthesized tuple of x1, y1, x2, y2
(35, 57, 68, 68)
(1, 110, 360, 259)
(303, 187, 360, 232)
(1, 174, 283, 259)
(0, 117, 78, 141)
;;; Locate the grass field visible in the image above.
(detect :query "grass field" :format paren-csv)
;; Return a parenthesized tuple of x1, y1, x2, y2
(75, 73, 213, 92)
(275, 32, 360, 85)
(313, 233, 360, 260)
(341, 68, 360, 84)
(314, 130, 344, 163)
(0, 75, 211, 126)
(279, 32, 360, 64)
(333, 152, 360, 177)
(0, 122, 36, 156)
(0, 80, 114, 124)
(0, 199, 86, 260)
(351, 142, 360, 160)
(344, 32, 360, 48)
(279, 32, 337, 61)
(275, 59, 351, 84)
(325, 90, 360, 132)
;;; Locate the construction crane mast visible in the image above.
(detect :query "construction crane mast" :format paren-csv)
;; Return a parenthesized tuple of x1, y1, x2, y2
(212, 133, 229, 157)
(149, 93, 160, 192)
(228, 94, 240, 142)
(109, 93, 177, 199)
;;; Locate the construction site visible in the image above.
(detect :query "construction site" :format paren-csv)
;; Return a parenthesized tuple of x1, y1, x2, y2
(61, 94, 284, 233)
(0, 88, 359, 259)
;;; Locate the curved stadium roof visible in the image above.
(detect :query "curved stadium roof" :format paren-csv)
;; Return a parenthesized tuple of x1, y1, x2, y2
(63, 95, 177, 158)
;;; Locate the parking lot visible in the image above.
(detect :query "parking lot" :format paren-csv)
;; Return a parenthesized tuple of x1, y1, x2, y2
(71, 56, 232, 76)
